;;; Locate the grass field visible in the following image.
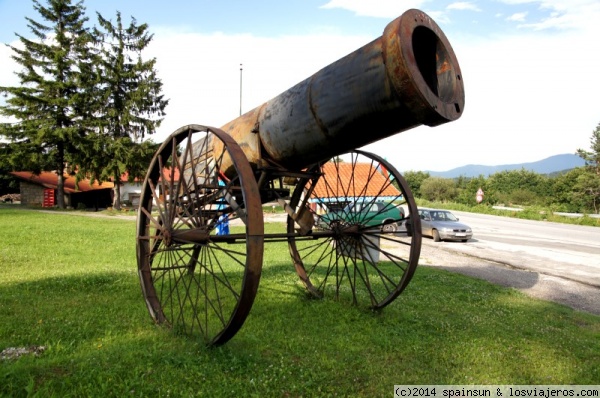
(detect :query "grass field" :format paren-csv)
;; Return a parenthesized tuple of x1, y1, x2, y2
(0, 206, 599, 397)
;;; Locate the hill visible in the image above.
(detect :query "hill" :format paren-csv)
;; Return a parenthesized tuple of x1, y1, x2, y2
(426, 154, 585, 178)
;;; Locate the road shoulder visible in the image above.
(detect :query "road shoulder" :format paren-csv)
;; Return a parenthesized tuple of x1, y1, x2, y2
(419, 243, 600, 316)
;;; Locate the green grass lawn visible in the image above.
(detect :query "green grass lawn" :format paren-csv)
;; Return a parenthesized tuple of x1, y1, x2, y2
(0, 206, 599, 397)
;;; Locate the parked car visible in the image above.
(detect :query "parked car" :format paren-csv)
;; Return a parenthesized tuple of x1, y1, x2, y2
(407, 208, 472, 242)
(317, 201, 405, 232)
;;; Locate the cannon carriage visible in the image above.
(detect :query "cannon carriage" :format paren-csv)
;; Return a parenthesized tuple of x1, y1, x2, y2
(136, 9, 465, 346)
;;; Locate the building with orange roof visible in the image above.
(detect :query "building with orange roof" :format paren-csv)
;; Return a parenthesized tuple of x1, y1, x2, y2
(10, 171, 114, 209)
(309, 162, 401, 213)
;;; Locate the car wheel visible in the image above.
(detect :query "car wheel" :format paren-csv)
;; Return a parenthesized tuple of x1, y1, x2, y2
(382, 221, 397, 233)
(432, 229, 441, 242)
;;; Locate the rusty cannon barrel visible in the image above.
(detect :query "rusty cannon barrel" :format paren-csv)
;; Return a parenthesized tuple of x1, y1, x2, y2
(138, 8, 465, 347)
(217, 8, 465, 172)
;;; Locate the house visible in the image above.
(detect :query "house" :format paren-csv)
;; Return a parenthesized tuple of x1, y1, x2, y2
(115, 168, 180, 209)
(308, 162, 401, 214)
(10, 171, 114, 209)
(114, 172, 143, 209)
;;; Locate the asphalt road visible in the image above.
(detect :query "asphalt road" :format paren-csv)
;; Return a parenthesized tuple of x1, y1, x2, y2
(417, 211, 600, 315)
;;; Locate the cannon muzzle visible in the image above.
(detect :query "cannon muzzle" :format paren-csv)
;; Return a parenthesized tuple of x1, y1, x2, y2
(215, 8, 464, 171)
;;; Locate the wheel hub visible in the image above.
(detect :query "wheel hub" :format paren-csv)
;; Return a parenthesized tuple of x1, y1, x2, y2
(162, 227, 172, 247)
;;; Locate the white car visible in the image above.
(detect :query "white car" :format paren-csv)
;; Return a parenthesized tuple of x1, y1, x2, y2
(415, 208, 473, 242)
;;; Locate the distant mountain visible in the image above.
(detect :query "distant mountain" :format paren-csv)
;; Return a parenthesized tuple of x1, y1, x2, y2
(427, 154, 585, 179)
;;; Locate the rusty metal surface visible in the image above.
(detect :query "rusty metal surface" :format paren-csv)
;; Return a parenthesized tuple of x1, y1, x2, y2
(209, 126, 265, 346)
(217, 105, 264, 174)
(146, 8, 464, 345)
(382, 9, 463, 126)
(214, 8, 464, 170)
(186, 9, 465, 174)
(286, 149, 422, 308)
(136, 125, 264, 347)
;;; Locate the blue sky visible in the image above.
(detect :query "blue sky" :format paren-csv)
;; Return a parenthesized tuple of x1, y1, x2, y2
(1, 0, 599, 172)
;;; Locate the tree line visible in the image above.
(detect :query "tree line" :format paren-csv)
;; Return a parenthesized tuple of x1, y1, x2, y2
(404, 122, 600, 214)
(0, 0, 168, 209)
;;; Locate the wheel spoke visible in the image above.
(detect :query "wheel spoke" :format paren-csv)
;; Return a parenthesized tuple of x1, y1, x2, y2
(136, 125, 263, 346)
(287, 150, 421, 309)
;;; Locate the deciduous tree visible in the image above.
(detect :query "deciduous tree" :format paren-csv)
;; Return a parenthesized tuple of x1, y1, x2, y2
(403, 170, 430, 199)
(455, 175, 495, 205)
(575, 122, 600, 213)
(420, 177, 457, 202)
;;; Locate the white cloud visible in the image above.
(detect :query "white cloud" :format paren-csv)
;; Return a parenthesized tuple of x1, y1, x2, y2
(0, 41, 22, 119)
(319, 0, 427, 18)
(500, 0, 600, 31)
(506, 12, 528, 22)
(447, 2, 482, 12)
(0, 42, 20, 88)
(497, 0, 534, 4)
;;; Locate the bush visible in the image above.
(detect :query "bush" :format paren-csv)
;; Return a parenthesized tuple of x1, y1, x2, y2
(420, 177, 457, 202)
(508, 189, 538, 206)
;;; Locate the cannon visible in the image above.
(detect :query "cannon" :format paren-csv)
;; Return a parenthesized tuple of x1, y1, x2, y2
(136, 9, 465, 346)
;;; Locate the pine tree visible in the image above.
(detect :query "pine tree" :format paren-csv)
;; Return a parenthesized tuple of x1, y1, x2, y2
(90, 11, 168, 210)
(0, 0, 93, 209)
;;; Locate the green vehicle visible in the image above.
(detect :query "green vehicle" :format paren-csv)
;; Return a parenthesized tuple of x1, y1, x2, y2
(316, 201, 405, 232)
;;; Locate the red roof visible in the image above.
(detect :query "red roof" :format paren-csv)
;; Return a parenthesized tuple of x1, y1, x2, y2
(10, 171, 114, 193)
(159, 167, 180, 182)
(116, 171, 141, 183)
(312, 162, 400, 199)
(82, 167, 179, 184)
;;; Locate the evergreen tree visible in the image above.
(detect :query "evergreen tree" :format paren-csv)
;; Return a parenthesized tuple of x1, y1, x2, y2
(0, 0, 92, 209)
(88, 11, 167, 209)
(0, 144, 21, 195)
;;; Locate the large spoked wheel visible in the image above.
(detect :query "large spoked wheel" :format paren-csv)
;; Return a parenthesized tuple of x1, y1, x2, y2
(287, 150, 421, 309)
(136, 125, 264, 346)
